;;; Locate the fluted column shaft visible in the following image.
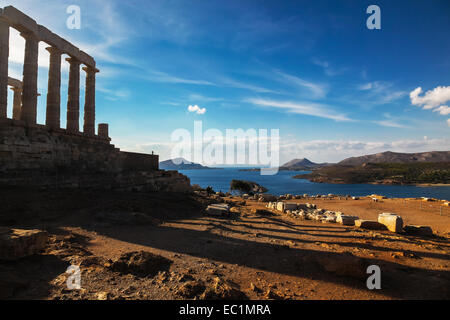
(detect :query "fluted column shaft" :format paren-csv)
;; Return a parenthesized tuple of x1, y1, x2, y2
(20, 32, 39, 125)
(0, 19, 9, 118)
(11, 87, 22, 120)
(66, 57, 81, 133)
(46, 47, 62, 129)
(83, 66, 98, 136)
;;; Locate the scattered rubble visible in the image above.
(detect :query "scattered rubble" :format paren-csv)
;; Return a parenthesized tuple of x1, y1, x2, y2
(175, 281, 206, 299)
(107, 251, 172, 277)
(200, 277, 247, 300)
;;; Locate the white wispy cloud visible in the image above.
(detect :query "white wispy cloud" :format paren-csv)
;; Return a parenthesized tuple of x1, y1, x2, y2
(372, 120, 408, 128)
(358, 81, 407, 103)
(311, 58, 346, 76)
(97, 87, 131, 101)
(187, 104, 206, 114)
(246, 98, 351, 122)
(188, 94, 223, 102)
(358, 82, 387, 91)
(145, 71, 215, 86)
(220, 77, 278, 94)
(273, 70, 327, 99)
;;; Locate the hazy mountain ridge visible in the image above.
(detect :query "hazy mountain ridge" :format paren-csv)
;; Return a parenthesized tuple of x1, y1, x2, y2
(338, 151, 450, 166)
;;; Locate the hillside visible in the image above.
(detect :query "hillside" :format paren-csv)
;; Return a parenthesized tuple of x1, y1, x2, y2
(294, 162, 450, 185)
(282, 158, 318, 168)
(159, 158, 211, 170)
(339, 151, 450, 166)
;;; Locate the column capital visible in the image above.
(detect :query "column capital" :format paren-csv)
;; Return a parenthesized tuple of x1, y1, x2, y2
(82, 66, 100, 73)
(66, 57, 81, 65)
(20, 30, 38, 40)
(10, 86, 22, 92)
(45, 46, 62, 55)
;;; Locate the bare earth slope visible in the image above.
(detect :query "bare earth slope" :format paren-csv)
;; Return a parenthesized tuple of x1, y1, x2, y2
(0, 188, 449, 300)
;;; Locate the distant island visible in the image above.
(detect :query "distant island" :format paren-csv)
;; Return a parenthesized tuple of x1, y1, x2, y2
(159, 158, 214, 170)
(294, 151, 450, 185)
(239, 158, 329, 172)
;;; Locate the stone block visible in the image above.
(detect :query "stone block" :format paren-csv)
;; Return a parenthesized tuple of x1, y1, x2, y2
(206, 204, 229, 216)
(354, 220, 387, 230)
(276, 202, 284, 212)
(378, 213, 403, 233)
(336, 215, 359, 226)
(284, 203, 297, 211)
(258, 194, 277, 202)
(0, 227, 48, 260)
(403, 225, 433, 237)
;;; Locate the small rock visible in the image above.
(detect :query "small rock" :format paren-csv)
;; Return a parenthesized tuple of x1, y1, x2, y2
(250, 283, 261, 293)
(264, 289, 282, 300)
(175, 281, 205, 299)
(178, 274, 195, 282)
(96, 292, 111, 300)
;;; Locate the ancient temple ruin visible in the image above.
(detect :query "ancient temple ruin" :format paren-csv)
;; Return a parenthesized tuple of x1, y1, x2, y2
(0, 6, 106, 137)
(0, 6, 191, 192)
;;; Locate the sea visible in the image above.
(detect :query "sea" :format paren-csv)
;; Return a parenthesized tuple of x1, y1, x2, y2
(179, 168, 450, 200)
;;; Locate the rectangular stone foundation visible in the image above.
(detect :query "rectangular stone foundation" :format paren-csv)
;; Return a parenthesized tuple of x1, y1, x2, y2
(0, 119, 191, 192)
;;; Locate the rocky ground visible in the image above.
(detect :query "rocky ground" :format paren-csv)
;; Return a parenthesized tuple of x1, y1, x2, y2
(0, 187, 449, 300)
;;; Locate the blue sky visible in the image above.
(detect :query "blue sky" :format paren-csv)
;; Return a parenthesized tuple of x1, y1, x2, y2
(4, 0, 450, 163)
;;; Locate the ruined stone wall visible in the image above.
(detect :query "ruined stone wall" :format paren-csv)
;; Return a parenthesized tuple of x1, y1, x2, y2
(122, 151, 159, 172)
(0, 119, 191, 192)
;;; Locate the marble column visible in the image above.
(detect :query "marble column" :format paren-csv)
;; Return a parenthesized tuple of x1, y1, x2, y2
(66, 57, 81, 133)
(20, 32, 39, 125)
(0, 19, 9, 119)
(10, 87, 22, 120)
(45, 47, 62, 129)
(98, 123, 109, 138)
(82, 66, 98, 136)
